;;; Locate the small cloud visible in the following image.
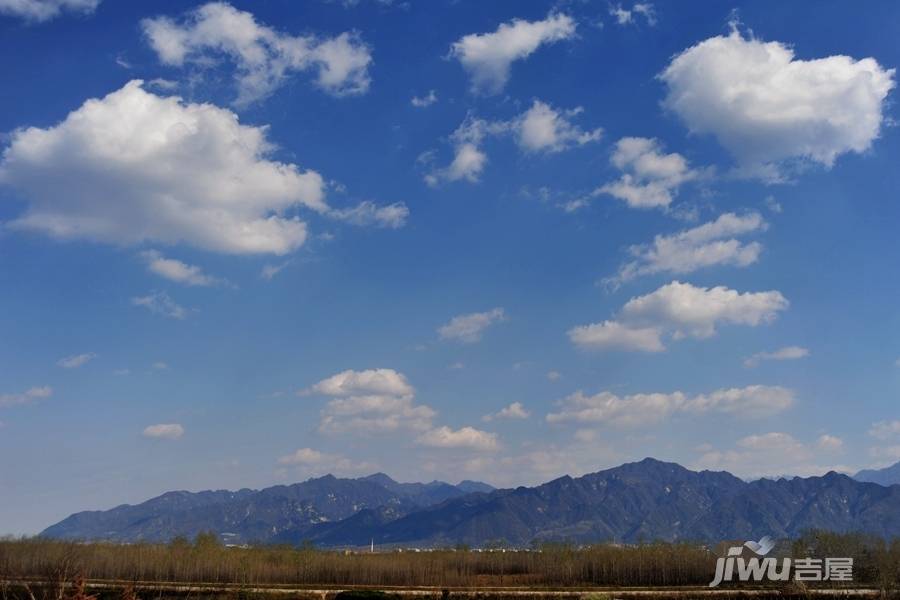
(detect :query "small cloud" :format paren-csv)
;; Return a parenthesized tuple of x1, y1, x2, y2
(448, 362, 465, 370)
(483, 402, 530, 422)
(152, 361, 169, 370)
(328, 201, 409, 229)
(744, 345, 809, 368)
(609, 3, 657, 26)
(57, 352, 97, 369)
(114, 368, 131, 376)
(438, 307, 506, 343)
(140, 250, 224, 287)
(411, 90, 438, 107)
(132, 291, 189, 320)
(546, 370, 562, 381)
(142, 423, 184, 439)
(261, 261, 291, 281)
(0, 386, 52, 408)
(416, 425, 500, 451)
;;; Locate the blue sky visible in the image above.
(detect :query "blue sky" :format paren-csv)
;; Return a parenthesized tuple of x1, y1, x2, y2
(2, 0, 900, 536)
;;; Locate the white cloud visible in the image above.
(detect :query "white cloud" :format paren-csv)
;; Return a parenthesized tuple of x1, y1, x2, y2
(0, 80, 326, 255)
(260, 261, 291, 281)
(416, 426, 500, 451)
(132, 291, 189, 320)
(568, 320, 664, 352)
(547, 384, 792, 426)
(570, 281, 788, 352)
(744, 345, 810, 368)
(0, 386, 52, 408)
(515, 101, 602, 153)
(608, 212, 767, 285)
(869, 420, 900, 440)
(141, 2, 372, 106)
(438, 307, 506, 343)
(152, 361, 169, 370)
(609, 3, 656, 26)
(308, 368, 435, 434)
(817, 434, 844, 452)
(427, 101, 599, 185)
(277, 447, 371, 474)
(695, 432, 851, 479)
(328, 201, 409, 228)
(546, 370, 562, 381)
(0, 0, 98, 22)
(411, 90, 437, 108)
(142, 423, 184, 439)
(450, 12, 576, 95)
(140, 250, 223, 286)
(482, 401, 530, 422)
(599, 137, 698, 209)
(57, 352, 97, 369)
(661, 28, 895, 177)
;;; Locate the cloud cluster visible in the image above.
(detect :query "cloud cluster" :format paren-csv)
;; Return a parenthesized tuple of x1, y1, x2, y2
(277, 447, 372, 474)
(695, 431, 848, 479)
(0, 386, 52, 408)
(0, 81, 325, 255)
(744, 345, 809, 368)
(547, 384, 793, 426)
(608, 212, 767, 286)
(438, 307, 506, 343)
(309, 368, 500, 452)
(569, 280, 788, 352)
(661, 29, 895, 177)
(426, 101, 600, 185)
(309, 368, 435, 434)
(609, 3, 656, 26)
(450, 13, 576, 95)
(142, 2, 372, 106)
(599, 137, 698, 209)
(411, 90, 437, 108)
(142, 423, 184, 439)
(416, 426, 499, 451)
(0, 0, 98, 22)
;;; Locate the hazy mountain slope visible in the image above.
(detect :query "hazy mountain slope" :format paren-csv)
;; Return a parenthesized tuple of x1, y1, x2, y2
(855, 461, 900, 486)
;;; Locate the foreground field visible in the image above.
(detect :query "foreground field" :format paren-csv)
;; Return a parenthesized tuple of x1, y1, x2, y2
(0, 532, 898, 598)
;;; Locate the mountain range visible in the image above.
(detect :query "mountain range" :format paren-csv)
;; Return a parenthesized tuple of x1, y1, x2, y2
(41, 458, 900, 546)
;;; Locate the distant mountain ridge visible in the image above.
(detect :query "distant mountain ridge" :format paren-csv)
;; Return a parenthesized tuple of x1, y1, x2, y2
(42, 458, 900, 546)
(855, 460, 900, 486)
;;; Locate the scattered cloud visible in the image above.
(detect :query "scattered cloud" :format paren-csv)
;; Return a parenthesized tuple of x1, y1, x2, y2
(744, 345, 809, 368)
(817, 434, 844, 452)
(328, 201, 409, 228)
(142, 423, 184, 439)
(483, 401, 530, 421)
(695, 432, 851, 479)
(450, 12, 576, 95)
(140, 250, 223, 286)
(0, 386, 52, 408)
(869, 420, 900, 440)
(141, 2, 372, 106)
(609, 3, 656, 26)
(132, 291, 189, 320)
(438, 307, 506, 343)
(308, 368, 435, 434)
(598, 137, 699, 209)
(411, 90, 437, 107)
(0, 0, 99, 22)
(260, 261, 291, 281)
(547, 384, 793, 426)
(0, 80, 325, 255)
(57, 352, 97, 369)
(661, 28, 895, 178)
(607, 212, 766, 286)
(569, 280, 788, 352)
(426, 101, 600, 185)
(416, 425, 500, 451)
(277, 447, 372, 474)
